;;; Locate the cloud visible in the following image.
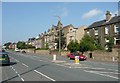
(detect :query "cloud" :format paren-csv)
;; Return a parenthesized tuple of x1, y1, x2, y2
(82, 9, 103, 19)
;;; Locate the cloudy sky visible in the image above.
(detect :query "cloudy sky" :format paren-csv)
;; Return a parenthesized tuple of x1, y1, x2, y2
(2, 2, 118, 44)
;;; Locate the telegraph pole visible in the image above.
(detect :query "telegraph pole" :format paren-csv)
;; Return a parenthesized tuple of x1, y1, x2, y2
(55, 16, 61, 56)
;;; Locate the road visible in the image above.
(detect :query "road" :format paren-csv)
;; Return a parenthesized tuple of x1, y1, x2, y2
(1, 51, 119, 82)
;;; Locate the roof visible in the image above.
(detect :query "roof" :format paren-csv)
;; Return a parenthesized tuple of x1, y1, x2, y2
(87, 15, 120, 29)
(0, 52, 8, 55)
(105, 16, 120, 24)
(63, 24, 77, 29)
(87, 20, 106, 29)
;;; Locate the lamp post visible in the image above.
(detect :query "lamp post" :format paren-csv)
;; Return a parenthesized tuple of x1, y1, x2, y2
(55, 16, 61, 56)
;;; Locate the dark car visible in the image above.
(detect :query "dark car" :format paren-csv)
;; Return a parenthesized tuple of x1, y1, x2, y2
(67, 52, 87, 61)
(2, 49, 5, 52)
(0, 52, 10, 65)
(21, 50, 26, 53)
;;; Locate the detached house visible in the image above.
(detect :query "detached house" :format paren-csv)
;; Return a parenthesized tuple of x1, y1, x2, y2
(84, 11, 120, 49)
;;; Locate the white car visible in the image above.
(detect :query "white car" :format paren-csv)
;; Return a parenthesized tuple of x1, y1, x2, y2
(15, 48, 20, 52)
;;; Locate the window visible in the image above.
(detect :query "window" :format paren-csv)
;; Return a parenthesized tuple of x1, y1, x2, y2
(87, 31, 89, 35)
(70, 29, 72, 32)
(105, 38, 109, 43)
(114, 25, 119, 33)
(94, 29, 98, 35)
(105, 27, 109, 34)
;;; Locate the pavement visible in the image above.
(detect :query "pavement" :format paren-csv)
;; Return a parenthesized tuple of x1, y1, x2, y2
(1, 51, 119, 82)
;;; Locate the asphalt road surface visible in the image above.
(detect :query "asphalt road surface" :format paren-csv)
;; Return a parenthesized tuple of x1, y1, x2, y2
(1, 51, 119, 82)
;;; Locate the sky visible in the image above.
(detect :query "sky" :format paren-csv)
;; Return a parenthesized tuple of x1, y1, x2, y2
(2, 2, 119, 45)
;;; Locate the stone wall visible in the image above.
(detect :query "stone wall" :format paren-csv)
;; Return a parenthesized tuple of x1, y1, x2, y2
(50, 50, 70, 56)
(84, 48, 119, 62)
(23, 49, 34, 53)
(35, 50, 49, 55)
(23, 49, 49, 55)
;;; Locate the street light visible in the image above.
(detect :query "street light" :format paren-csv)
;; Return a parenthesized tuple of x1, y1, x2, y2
(54, 16, 62, 56)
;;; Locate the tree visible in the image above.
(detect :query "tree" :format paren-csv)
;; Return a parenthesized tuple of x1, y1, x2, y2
(4, 42, 12, 49)
(106, 36, 114, 52)
(17, 41, 26, 49)
(17, 41, 35, 49)
(67, 40, 79, 53)
(79, 35, 96, 53)
(94, 37, 104, 50)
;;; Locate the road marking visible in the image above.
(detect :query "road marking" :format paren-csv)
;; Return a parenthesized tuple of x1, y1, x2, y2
(14, 59, 20, 62)
(34, 70, 55, 81)
(39, 59, 42, 61)
(87, 61, 118, 67)
(55, 63, 68, 68)
(10, 66, 25, 81)
(69, 66, 89, 69)
(90, 68, 105, 70)
(22, 63, 29, 68)
(108, 69, 118, 72)
(101, 63, 118, 67)
(9, 56, 20, 62)
(84, 70, 119, 79)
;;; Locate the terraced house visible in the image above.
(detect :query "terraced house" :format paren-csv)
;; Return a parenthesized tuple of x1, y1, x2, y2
(84, 11, 120, 49)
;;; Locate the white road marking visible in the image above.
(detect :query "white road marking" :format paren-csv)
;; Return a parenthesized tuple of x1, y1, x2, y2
(90, 68, 105, 70)
(22, 63, 29, 68)
(33, 56, 39, 58)
(14, 59, 20, 62)
(69, 66, 89, 69)
(84, 70, 119, 79)
(108, 69, 118, 72)
(101, 63, 118, 67)
(34, 70, 55, 81)
(55, 63, 68, 68)
(87, 61, 118, 67)
(10, 66, 25, 81)
(93, 71, 119, 74)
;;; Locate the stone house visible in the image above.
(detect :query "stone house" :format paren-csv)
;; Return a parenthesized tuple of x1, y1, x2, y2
(84, 11, 120, 49)
(66, 26, 86, 45)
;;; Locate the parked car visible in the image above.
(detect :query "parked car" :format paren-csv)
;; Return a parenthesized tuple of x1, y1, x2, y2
(21, 50, 26, 53)
(15, 48, 20, 52)
(0, 52, 10, 65)
(2, 49, 5, 52)
(67, 52, 87, 61)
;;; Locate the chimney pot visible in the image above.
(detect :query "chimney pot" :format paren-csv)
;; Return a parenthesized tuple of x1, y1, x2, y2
(106, 11, 111, 22)
(115, 14, 117, 16)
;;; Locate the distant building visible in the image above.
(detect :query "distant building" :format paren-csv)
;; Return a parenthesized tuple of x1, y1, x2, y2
(84, 11, 120, 49)
(66, 26, 86, 45)
(26, 37, 36, 47)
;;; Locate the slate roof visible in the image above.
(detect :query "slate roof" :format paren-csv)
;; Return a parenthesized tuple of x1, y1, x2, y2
(87, 20, 106, 29)
(86, 15, 120, 29)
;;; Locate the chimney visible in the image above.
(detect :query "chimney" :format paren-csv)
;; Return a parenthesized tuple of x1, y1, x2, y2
(106, 11, 111, 22)
(115, 14, 117, 17)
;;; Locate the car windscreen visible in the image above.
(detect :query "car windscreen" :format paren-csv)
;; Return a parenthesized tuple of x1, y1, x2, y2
(0, 54, 8, 58)
(72, 53, 79, 56)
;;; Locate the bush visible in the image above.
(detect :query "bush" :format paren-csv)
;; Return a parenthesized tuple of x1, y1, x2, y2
(67, 40, 79, 53)
(35, 48, 49, 50)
